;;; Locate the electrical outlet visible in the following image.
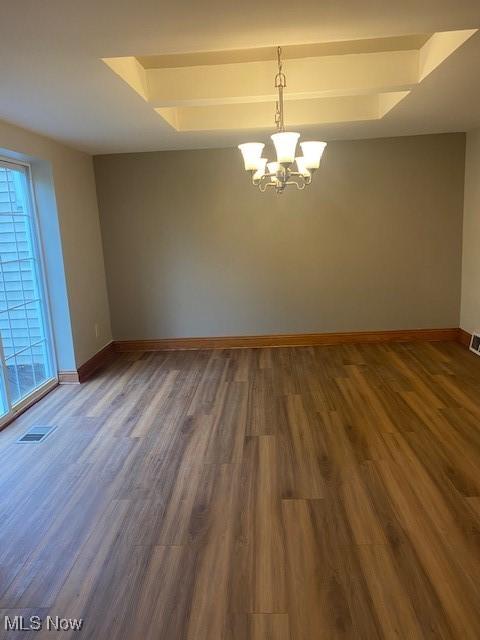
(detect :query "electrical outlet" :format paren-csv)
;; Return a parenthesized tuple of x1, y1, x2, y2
(94, 323, 100, 339)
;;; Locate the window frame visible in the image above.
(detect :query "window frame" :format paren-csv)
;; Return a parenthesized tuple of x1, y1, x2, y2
(0, 156, 58, 423)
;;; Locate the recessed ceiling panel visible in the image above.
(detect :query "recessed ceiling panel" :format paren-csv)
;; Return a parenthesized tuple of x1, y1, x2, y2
(104, 29, 477, 133)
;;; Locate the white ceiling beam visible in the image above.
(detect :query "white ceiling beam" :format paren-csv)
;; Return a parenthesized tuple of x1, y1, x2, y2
(156, 92, 410, 131)
(146, 49, 418, 106)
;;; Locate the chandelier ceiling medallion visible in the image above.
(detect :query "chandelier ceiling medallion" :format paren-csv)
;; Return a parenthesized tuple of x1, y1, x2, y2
(238, 46, 327, 193)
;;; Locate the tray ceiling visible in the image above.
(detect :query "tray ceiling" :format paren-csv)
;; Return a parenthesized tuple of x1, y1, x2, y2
(103, 31, 475, 133)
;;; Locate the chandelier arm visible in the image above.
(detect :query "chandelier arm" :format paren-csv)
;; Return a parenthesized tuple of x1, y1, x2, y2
(262, 172, 281, 181)
(252, 172, 274, 186)
(285, 173, 307, 189)
(294, 169, 313, 184)
(286, 179, 306, 190)
(254, 169, 311, 191)
(258, 181, 277, 192)
(287, 171, 312, 187)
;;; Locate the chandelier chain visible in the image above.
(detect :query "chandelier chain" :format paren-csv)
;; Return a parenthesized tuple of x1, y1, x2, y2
(274, 46, 286, 132)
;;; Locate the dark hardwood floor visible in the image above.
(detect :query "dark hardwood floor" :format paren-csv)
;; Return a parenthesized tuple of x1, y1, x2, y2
(0, 341, 479, 639)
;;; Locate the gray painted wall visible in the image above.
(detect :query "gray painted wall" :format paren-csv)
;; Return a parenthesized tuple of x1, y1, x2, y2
(461, 128, 480, 335)
(0, 118, 112, 367)
(94, 133, 465, 340)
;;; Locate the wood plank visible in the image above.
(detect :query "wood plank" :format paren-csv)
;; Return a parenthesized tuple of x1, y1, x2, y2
(230, 435, 287, 614)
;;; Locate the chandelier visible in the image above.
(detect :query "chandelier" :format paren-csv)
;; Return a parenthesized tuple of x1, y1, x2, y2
(238, 47, 327, 193)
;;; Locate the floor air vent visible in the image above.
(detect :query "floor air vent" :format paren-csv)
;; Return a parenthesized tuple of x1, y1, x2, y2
(469, 333, 480, 356)
(17, 425, 56, 444)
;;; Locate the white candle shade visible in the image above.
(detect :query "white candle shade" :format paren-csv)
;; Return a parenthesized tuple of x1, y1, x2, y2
(299, 141, 326, 169)
(253, 158, 268, 180)
(238, 142, 265, 170)
(267, 162, 280, 185)
(271, 132, 300, 164)
(295, 156, 311, 178)
(267, 162, 279, 175)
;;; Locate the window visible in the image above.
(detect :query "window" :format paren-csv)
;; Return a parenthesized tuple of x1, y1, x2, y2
(0, 159, 56, 420)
